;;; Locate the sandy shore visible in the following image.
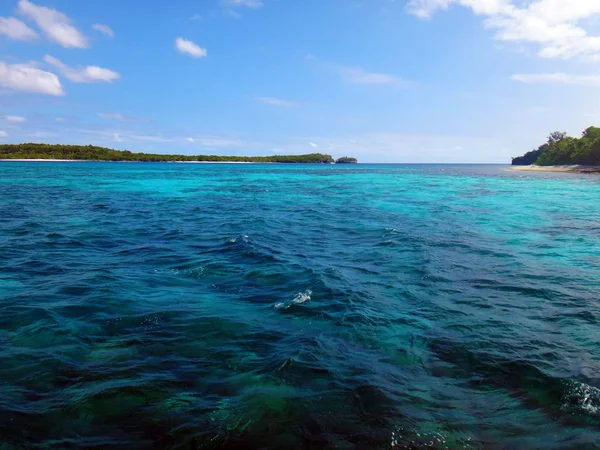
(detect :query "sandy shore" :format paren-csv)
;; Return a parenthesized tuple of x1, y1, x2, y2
(174, 161, 255, 164)
(507, 165, 600, 174)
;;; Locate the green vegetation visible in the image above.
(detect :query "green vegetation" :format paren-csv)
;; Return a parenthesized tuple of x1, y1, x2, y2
(0, 143, 335, 164)
(512, 127, 600, 166)
(335, 156, 358, 164)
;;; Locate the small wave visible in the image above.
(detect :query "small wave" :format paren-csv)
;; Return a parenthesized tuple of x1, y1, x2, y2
(153, 268, 181, 275)
(292, 290, 312, 305)
(227, 235, 249, 244)
(274, 290, 312, 310)
(376, 239, 397, 247)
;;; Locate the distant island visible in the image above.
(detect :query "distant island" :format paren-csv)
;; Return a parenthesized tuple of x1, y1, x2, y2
(335, 157, 358, 164)
(0, 143, 335, 164)
(512, 127, 600, 167)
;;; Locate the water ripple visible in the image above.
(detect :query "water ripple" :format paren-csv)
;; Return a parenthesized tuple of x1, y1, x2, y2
(0, 163, 599, 449)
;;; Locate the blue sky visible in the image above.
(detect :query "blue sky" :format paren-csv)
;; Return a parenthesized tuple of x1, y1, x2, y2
(0, 0, 599, 162)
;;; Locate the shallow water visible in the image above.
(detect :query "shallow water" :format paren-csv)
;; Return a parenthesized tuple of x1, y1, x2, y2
(0, 162, 599, 449)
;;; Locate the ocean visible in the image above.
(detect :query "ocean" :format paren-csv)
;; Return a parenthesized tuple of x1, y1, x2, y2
(0, 162, 598, 449)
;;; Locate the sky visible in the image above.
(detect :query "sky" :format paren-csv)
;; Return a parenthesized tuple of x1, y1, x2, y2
(0, 0, 599, 162)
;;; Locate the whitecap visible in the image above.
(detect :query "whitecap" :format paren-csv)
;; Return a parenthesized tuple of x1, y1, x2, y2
(390, 427, 450, 449)
(228, 235, 248, 244)
(274, 290, 312, 309)
(291, 290, 312, 305)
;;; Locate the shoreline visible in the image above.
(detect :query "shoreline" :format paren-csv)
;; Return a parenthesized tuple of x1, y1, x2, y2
(0, 159, 341, 164)
(175, 161, 255, 164)
(507, 165, 600, 174)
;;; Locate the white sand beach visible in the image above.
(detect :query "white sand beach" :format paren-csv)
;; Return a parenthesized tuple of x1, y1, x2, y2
(173, 161, 255, 164)
(507, 165, 600, 173)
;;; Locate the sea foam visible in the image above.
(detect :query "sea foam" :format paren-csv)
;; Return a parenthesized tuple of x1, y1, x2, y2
(274, 290, 312, 309)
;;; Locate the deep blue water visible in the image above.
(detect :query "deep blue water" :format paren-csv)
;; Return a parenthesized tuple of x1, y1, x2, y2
(0, 162, 599, 449)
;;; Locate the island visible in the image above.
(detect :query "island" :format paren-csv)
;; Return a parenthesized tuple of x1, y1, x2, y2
(510, 127, 600, 172)
(0, 144, 335, 164)
(335, 156, 358, 164)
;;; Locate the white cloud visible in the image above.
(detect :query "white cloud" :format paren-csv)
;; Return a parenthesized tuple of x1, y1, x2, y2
(255, 96, 295, 107)
(222, 0, 263, 18)
(185, 136, 246, 148)
(17, 0, 88, 48)
(130, 134, 172, 142)
(44, 55, 120, 83)
(79, 127, 248, 150)
(0, 61, 64, 96)
(190, 13, 202, 21)
(222, 0, 263, 9)
(310, 55, 409, 86)
(92, 24, 114, 38)
(5, 115, 26, 122)
(0, 131, 7, 137)
(333, 64, 409, 86)
(175, 37, 207, 58)
(26, 130, 57, 138)
(0, 16, 38, 40)
(98, 112, 126, 121)
(203, 138, 241, 147)
(309, 142, 318, 148)
(407, 0, 512, 18)
(406, 0, 600, 60)
(512, 73, 600, 87)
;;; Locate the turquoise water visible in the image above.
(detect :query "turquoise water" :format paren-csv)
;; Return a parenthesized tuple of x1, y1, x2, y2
(0, 162, 599, 449)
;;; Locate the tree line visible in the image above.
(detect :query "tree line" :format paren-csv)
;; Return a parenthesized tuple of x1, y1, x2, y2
(335, 157, 358, 164)
(0, 143, 335, 164)
(512, 127, 600, 166)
